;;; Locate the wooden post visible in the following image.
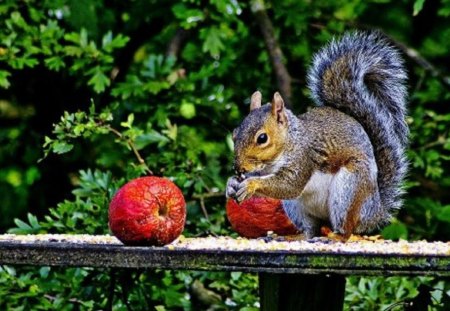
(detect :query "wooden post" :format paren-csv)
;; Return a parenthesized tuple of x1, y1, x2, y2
(259, 273, 346, 311)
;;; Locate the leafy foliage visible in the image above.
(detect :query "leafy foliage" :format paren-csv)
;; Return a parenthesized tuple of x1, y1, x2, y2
(345, 276, 449, 310)
(0, 0, 450, 309)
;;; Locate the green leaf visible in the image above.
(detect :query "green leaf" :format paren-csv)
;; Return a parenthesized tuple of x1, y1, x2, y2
(101, 31, 113, 49)
(64, 45, 84, 57)
(79, 28, 89, 47)
(13, 218, 32, 230)
(413, 0, 425, 16)
(52, 141, 74, 154)
(27, 213, 41, 229)
(334, 2, 358, 20)
(102, 32, 129, 52)
(162, 119, 178, 141)
(88, 67, 110, 93)
(438, 5, 450, 17)
(172, 3, 205, 28)
(111, 76, 144, 99)
(231, 271, 242, 281)
(39, 267, 50, 278)
(179, 102, 196, 119)
(73, 124, 85, 136)
(201, 27, 225, 56)
(143, 81, 170, 94)
(226, 133, 234, 151)
(11, 57, 39, 69)
(436, 205, 450, 222)
(120, 113, 134, 128)
(2, 265, 16, 276)
(135, 131, 170, 149)
(43, 136, 53, 147)
(0, 70, 11, 88)
(381, 222, 408, 240)
(10, 12, 28, 28)
(64, 31, 81, 44)
(44, 56, 65, 71)
(25, 167, 40, 185)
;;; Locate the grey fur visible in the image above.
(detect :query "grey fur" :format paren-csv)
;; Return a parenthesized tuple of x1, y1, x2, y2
(307, 30, 408, 219)
(281, 200, 305, 230)
(226, 31, 408, 238)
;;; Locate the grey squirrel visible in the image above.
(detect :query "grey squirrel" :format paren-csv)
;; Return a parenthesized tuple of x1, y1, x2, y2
(226, 31, 408, 239)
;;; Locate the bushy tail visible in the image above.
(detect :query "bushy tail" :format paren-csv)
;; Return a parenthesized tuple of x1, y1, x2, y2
(307, 30, 408, 212)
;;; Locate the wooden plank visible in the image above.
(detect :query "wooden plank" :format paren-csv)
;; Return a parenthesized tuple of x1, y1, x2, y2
(259, 273, 345, 311)
(0, 234, 450, 275)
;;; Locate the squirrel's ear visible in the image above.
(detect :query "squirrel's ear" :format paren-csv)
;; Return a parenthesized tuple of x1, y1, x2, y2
(232, 128, 238, 140)
(271, 92, 286, 124)
(250, 91, 262, 111)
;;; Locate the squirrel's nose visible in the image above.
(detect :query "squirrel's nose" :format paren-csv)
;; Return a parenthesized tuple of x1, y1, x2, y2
(234, 169, 247, 182)
(234, 167, 242, 175)
(233, 163, 246, 176)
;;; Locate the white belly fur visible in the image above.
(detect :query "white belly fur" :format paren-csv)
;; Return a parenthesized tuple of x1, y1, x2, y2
(300, 171, 333, 219)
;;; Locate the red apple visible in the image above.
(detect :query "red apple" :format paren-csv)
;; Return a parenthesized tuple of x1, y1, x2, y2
(109, 176, 186, 246)
(226, 197, 299, 238)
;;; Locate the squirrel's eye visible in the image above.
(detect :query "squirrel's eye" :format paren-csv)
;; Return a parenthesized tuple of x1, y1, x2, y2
(256, 133, 268, 145)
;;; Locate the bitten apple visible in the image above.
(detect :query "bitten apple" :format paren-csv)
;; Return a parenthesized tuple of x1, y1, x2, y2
(109, 176, 186, 246)
(226, 197, 299, 238)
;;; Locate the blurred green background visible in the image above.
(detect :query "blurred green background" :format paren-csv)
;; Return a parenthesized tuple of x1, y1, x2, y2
(1, 0, 450, 309)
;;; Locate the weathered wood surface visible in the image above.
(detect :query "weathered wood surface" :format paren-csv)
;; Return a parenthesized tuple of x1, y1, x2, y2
(0, 234, 450, 276)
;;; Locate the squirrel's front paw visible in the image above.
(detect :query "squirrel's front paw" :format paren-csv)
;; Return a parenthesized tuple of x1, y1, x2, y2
(226, 176, 259, 202)
(225, 176, 240, 199)
(235, 178, 258, 203)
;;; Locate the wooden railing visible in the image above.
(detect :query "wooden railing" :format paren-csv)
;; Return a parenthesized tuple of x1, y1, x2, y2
(1, 234, 449, 310)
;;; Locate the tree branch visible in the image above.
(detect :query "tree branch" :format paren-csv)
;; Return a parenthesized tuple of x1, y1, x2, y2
(192, 191, 225, 221)
(250, 0, 292, 108)
(388, 36, 450, 90)
(44, 294, 84, 306)
(192, 192, 225, 199)
(166, 28, 190, 59)
(106, 269, 116, 311)
(106, 125, 153, 175)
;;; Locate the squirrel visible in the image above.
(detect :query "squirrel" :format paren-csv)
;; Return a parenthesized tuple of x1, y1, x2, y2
(226, 31, 408, 239)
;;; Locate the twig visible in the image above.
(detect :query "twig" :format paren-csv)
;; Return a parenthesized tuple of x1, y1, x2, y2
(250, 0, 293, 108)
(199, 196, 210, 221)
(166, 28, 190, 58)
(419, 135, 447, 150)
(307, 23, 450, 90)
(106, 125, 153, 175)
(44, 294, 84, 305)
(121, 282, 133, 311)
(190, 191, 225, 237)
(411, 174, 447, 201)
(383, 301, 411, 311)
(192, 191, 225, 221)
(106, 269, 116, 311)
(192, 192, 225, 199)
(117, 271, 135, 311)
(389, 36, 450, 90)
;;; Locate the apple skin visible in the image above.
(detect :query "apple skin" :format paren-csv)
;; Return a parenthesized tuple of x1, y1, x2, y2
(109, 176, 186, 246)
(226, 197, 299, 238)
